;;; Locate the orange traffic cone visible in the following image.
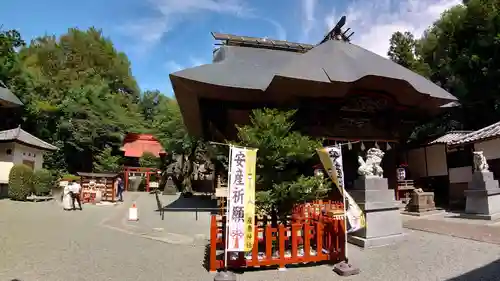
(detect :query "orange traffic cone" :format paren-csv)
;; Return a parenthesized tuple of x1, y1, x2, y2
(128, 202, 138, 221)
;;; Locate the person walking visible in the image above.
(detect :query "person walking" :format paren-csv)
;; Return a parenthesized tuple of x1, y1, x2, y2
(116, 177, 124, 202)
(69, 180, 82, 210)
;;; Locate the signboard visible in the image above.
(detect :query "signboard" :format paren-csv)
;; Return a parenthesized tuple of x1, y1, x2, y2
(397, 168, 406, 181)
(215, 187, 228, 198)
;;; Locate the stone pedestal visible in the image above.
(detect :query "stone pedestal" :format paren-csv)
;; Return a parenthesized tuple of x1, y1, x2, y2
(407, 191, 436, 213)
(347, 177, 404, 248)
(464, 172, 500, 220)
(162, 175, 177, 195)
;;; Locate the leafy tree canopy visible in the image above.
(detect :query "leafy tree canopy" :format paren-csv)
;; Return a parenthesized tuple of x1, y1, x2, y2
(235, 109, 330, 215)
(388, 0, 500, 140)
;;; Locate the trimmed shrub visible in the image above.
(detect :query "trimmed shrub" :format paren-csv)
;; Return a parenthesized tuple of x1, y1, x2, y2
(33, 169, 54, 196)
(61, 174, 79, 182)
(8, 164, 34, 201)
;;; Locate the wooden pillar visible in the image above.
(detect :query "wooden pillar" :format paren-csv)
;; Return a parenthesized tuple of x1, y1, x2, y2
(146, 170, 151, 193)
(124, 168, 129, 191)
(111, 177, 116, 202)
(79, 176, 84, 203)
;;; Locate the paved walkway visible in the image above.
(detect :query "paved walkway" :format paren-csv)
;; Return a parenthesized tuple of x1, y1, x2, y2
(403, 214, 500, 245)
(101, 192, 214, 246)
(1, 193, 500, 280)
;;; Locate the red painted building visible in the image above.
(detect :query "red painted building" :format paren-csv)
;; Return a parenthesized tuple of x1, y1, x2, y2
(120, 133, 166, 158)
(120, 133, 165, 192)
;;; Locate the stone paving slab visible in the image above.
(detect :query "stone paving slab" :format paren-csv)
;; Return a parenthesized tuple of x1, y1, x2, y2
(404, 218, 500, 245)
(403, 210, 500, 225)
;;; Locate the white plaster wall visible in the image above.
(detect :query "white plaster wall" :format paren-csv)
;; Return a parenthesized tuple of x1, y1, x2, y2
(0, 161, 14, 184)
(474, 138, 500, 160)
(407, 147, 427, 178)
(12, 143, 45, 170)
(449, 166, 473, 183)
(425, 144, 448, 176)
(0, 143, 14, 162)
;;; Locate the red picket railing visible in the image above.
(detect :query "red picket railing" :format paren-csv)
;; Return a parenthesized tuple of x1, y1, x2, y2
(209, 201, 346, 272)
(292, 200, 345, 222)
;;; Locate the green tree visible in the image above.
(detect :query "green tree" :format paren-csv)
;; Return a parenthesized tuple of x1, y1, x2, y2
(235, 108, 330, 215)
(388, 31, 431, 78)
(93, 146, 122, 172)
(139, 90, 162, 124)
(387, 0, 500, 142)
(0, 29, 25, 84)
(152, 98, 202, 192)
(139, 152, 161, 168)
(32, 168, 55, 196)
(0, 29, 33, 130)
(14, 28, 146, 173)
(417, 1, 500, 129)
(8, 164, 34, 200)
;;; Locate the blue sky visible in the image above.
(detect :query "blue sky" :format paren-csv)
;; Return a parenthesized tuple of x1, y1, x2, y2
(1, 0, 460, 96)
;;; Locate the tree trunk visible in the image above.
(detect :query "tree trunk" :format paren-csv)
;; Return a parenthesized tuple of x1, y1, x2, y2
(183, 157, 194, 193)
(176, 153, 186, 190)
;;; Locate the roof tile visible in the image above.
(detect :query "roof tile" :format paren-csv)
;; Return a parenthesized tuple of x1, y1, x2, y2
(0, 127, 58, 151)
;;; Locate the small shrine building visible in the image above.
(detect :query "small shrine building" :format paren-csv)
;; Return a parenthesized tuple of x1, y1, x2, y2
(120, 133, 166, 159)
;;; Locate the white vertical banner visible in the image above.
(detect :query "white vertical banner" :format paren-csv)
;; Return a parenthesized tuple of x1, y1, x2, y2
(317, 146, 366, 233)
(227, 146, 247, 252)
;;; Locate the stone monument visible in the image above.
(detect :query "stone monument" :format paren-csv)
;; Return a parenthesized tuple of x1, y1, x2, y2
(406, 188, 436, 213)
(348, 148, 404, 248)
(464, 151, 500, 220)
(162, 165, 178, 195)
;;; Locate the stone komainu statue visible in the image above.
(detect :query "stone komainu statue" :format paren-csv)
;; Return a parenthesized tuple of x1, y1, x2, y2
(357, 148, 385, 178)
(473, 151, 489, 172)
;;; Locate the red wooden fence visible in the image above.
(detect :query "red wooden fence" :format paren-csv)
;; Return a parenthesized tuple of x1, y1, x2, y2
(209, 200, 346, 271)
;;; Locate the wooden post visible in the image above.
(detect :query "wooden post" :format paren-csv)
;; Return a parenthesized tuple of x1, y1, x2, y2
(278, 224, 286, 269)
(209, 215, 218, 272)
(146, 170, 151, 193)
(79, 176, 84, 203)
(124, 168, 129, 191)
(111, 177, 116, 202)
(396, 180, 400, 200)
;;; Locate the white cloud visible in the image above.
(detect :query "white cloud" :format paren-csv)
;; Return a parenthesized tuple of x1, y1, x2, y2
(121, 0, 252, 51)
(189, 56, 207, 67)
(165, 60, 183, 72)
(118, 17, 171, 44)
(152, 0, 251, 17)
(166, 57, 207, 73)
(265, 19, 287, 40)
(301, 0, 317, 41)
(323, 0, 462, 57)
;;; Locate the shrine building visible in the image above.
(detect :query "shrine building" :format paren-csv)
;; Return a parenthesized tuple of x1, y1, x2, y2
(169, 19, 458, 202)
(120, 133, 166, 161)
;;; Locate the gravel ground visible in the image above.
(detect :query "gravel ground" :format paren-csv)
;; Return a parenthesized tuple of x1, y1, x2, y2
(1, 193, 500, 281)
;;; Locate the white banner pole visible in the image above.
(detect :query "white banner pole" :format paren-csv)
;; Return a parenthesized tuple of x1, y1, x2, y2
(224, 145, 233, 269)
(341, 173, 349, 262)
(335, 145, 349, 262)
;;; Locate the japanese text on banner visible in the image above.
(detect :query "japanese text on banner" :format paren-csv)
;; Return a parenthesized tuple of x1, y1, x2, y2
(317, 146, 366, 233)
(227, 147, 247, 252)
(243, 148, 257, 251)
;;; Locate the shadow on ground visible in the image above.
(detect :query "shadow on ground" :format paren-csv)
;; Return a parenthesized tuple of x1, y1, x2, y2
(161, 194, 219, 214)
(446, 259, 500, 280)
